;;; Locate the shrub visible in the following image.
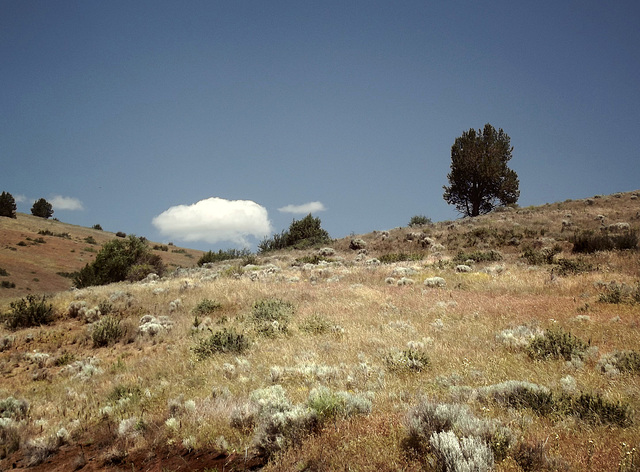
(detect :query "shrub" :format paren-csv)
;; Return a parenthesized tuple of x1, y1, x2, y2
(572, 230, 638, 253)
(429, 431, 494, 472)
(597, 282, 639, 304)
(197, 248, 252, 266)
(409, 215, 432, 227)
(73, 235, 165, 288)
(379, 252, 424, 264)
(477, 381, 555, 416)
(91, 316, 123, 347)
(527, 327, 588, 361)
(115, 231, 126, 238)
(30, 198, 53, 218)
(3, 295, 54, 329)
(554, 257, 593, 276)
(84, 236, 97, 245)
(598, 350, 640, 376)
(0, 192, 17, 218)
(192, 299, 222, 316)
(192, 328, 250, 360)
(249, 386, 317, 458)
(0, 396, 29, 419)
(453, 250, 502, 263)
(92, 224, 103, 230)
(251, 298, 294, 337)
(521, 245, 561, 265)
(1, 281, 15, 289)
(259, 214, 331, 253)
(307, 386, 372, 421)
(298, 314, 332, 335)
(385, 348, 430, 373)
(567, 392, 631, 427)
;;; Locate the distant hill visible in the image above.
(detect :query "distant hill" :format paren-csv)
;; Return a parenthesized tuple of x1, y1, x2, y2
(0, 213, 204, 302)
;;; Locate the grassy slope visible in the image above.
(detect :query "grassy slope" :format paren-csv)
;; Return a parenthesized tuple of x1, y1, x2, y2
(0, 213, 204, 304)
(0, 191, 639, 471)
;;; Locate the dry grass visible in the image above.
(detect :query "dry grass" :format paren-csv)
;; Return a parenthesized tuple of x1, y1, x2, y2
(1, 190, 639, 470)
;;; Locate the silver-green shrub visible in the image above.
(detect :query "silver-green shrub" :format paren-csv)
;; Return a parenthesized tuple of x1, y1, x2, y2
(429, 430, 494, 472)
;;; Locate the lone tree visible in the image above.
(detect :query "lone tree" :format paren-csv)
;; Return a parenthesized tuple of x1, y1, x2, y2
(0, 191, 17, 218)
(31, 198, 54, 219)
(443, 124, 519, 217)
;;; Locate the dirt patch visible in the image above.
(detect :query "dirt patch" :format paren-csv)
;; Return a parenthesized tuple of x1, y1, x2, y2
(2, 443, 266, 472)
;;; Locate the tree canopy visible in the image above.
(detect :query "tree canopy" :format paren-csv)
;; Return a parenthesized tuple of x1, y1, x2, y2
(443, 124, 519, 217)
(0, 191, 17, 218)
(31, 198, 54, 219)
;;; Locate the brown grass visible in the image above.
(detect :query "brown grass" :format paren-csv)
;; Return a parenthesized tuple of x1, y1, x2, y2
(1, 190, 639, 471)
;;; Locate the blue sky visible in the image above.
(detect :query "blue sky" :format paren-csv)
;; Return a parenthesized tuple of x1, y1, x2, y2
(2, 1, 639, 251)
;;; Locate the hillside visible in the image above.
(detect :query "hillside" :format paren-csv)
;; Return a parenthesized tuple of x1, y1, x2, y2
(0, 190, 639, 472)
(0, 214, 204, 303)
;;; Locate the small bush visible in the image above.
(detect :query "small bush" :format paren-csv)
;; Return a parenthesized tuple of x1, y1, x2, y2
(521, 245, 561, 265)
(115, 231, 126, 238)
(73, 235, 165, 288)
(192, 328, 250, 359)
(567, 392, 631, 427)
(1, 281, 15, 289)
(0, 396, 30, 419)
(197, 248, 252, 266)
(192, 299, 222, 316)
(92, 316, 123, 347)
(598, 350, 640, 375)
(3, 295, 54, 329)
(385, 348, 430, 373)
(0, 267, 9, 276)
(307, 386, 372, 421)
(251, 298, 294, 337)
(259, 214, 331, 253)
(454, 250, 502, 263)
(527, 327, 588, 361)
(554, 257, 593, 276)
(92, 224, 103, 230)
(597, 282, 639, 304)
(379, 252, 424, 264)
(84, 236, 97, 245)
(298, 314, 332, 335)
(409, 215, 432, 227)
(572, 230, 638, 253)
(429, 431, 494, 472)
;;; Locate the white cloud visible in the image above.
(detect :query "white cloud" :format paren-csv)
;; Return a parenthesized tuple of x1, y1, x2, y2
(278, 201, 326, 214)
(50, 195, 84, 211)
(14, 194, 27, 203)
(152, 197, 272, 247)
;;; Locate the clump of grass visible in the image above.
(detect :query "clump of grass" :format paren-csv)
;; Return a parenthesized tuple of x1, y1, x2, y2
(251, 298, 294, 337)
(91, 316, 124, 347)
(298, 314, 332, 335)
(384, 347, 430, 373)
(192, 298, 222, 316)
(379, 253, 424, 264)
(526, 326, 588, 361)
(2, 295, 54, 329)
(306, 386, 372, 421)
(192, 328, 250, 360)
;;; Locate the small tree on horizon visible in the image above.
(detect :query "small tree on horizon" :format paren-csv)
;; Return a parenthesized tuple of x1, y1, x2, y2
(0, 191, 17, 218)
(443, 123, 519, 217)
(31, 198, 54, 219)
